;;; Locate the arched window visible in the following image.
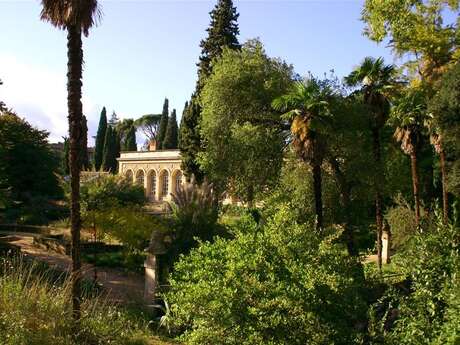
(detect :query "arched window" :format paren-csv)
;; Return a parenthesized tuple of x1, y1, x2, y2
(175, 171, 182, 193)
(125, 170, 133, 183)
(150, 171, 156, 198)
(161, 171, 169, 198)
(136, 170, 144, 187)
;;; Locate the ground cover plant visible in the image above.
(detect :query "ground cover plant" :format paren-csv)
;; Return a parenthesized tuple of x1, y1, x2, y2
(0, 256, 153, 345)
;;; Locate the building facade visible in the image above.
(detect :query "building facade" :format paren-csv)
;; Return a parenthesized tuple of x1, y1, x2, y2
(117, 149, 184, 202)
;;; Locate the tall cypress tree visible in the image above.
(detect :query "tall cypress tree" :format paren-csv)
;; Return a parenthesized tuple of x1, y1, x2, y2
(124, 125, 137, 151)
(62, 137, 70, 175)
(102, 126, 118, 173)
(79, 115, 89, 170)
(163, 109, 178, 149)
(157, 98, 169, 149)
(179, 96, 204, 182)
(94, 107, 107, 171)
(180, 0, 240, 180)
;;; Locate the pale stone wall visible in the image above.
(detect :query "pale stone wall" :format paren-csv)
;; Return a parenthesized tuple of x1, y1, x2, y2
(117, 150, 184, 202)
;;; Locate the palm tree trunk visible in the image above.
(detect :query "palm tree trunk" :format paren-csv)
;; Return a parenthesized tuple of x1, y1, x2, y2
(67, 24, 83, 322)
(372, 128, 384, 271)
(410, 151, 421, 227)
(440, 149, 448, 224)
(312, 163, 323, 230)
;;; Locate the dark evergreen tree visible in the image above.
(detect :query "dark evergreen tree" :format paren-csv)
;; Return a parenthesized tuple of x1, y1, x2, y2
(114, 128, 121, 172)
(157, 98, 169, 149)
(197, 0, 240, 91)
(94, 106, 107, 171)
(124, 125, 137, 151)
(108, 110, 119, 126)
(62, 136, 70, 175)
(178, 101, 188, 144)
(180, 0, 240, 181)
(163, 109, 179, 149)
(79, 115, 89, 170)
(101, 126, 117, 173)
(179, 96, 204, 182)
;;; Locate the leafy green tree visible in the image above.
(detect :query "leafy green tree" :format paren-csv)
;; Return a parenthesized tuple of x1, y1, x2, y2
(391, 87, 428, 227)
(0, 112, 61, 200)
(199, 40, 292, 204)
(162, 109, 178, 149)
(180, 0, 240, 182)
(273, 77, 335, 230)
(94, 106, 107, 171)
(362, 0, 459, 84)
(429, 62, 460, 206)
(116, 118, 137, 151)
(157, 98, 169, 149)
(165, 206, 367, 345)
(40, 0, 101, 320)
(345, 56, 397, 268)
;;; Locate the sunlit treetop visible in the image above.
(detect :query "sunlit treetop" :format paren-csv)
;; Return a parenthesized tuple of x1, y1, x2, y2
(362, 0, 460, 82)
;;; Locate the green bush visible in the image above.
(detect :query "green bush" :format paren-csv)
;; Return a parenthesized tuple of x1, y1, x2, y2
(384, 195, 417, 250)
(369, 212, 460, 344)
(0, 257, 151, 345)
(165, 205, 367, 345)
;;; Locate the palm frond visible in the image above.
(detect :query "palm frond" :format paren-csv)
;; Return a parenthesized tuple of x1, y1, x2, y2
(40, 0, 102, 36)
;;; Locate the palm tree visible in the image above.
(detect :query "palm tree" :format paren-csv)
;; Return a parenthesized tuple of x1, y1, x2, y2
(391, 88, 427, 228)
(272, 78, 334, 230)
(40, 0, 101, 321)
(345, 57, 397, 270)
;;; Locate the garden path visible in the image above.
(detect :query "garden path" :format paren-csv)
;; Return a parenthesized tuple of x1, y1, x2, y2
(1, 233, 144, 305)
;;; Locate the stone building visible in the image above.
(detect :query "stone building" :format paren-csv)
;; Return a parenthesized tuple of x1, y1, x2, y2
(117, 141, 184, 202)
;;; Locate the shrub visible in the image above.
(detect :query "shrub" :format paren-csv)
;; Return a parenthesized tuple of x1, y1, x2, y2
(164, 205, 367, 345)
(385, 195, 417, 250)
(369, 212, 460, 344)
(166, 179, 219, 266)
(0, 256, 151, 345)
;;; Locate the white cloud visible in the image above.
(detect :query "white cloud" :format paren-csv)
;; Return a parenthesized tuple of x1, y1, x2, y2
(0, 54, 96, 144)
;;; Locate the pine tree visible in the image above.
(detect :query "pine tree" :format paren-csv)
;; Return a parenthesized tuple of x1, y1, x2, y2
(163, 109, 179, 149)
(94, 107, 107, 171)
(124, 125, 137, 151)
(197, 0, 240, 91)
(108, 111, 119, 126)
(79, 115, 89, 170)
(157, 98, 169, 149)
(180, 0, 240, 181)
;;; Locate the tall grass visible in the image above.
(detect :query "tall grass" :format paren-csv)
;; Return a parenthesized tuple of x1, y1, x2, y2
(0, 255, 151, 345)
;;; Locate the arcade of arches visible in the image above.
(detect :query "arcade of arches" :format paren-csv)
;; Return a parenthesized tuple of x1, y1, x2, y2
(118, 149, 184, 202)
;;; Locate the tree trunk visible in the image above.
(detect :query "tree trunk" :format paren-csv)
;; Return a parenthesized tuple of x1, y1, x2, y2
(328, 157, 357, 256)
(312, 163, 323, 230)
(67, 24, 84, 322)
(410, 151, 421, 227)
(440, 149, 448, 224)
(372, 128, 384, 271)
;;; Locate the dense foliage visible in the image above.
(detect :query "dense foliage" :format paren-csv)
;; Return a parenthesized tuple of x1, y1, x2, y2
(180, 0, 240, 181)
(165, 206, 367, 345)
(199, 40, 292, 201)
(162, 109, 178, 149)
(0, 112, 61, 201)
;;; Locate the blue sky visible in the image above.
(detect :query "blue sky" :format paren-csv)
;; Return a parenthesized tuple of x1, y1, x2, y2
(0, 0, 394, 144)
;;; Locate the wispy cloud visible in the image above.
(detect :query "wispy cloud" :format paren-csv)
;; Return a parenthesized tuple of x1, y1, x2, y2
(0, 53, 96, 144)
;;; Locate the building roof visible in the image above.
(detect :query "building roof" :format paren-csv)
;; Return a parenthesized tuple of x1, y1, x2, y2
(117, 149, 181, 162)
